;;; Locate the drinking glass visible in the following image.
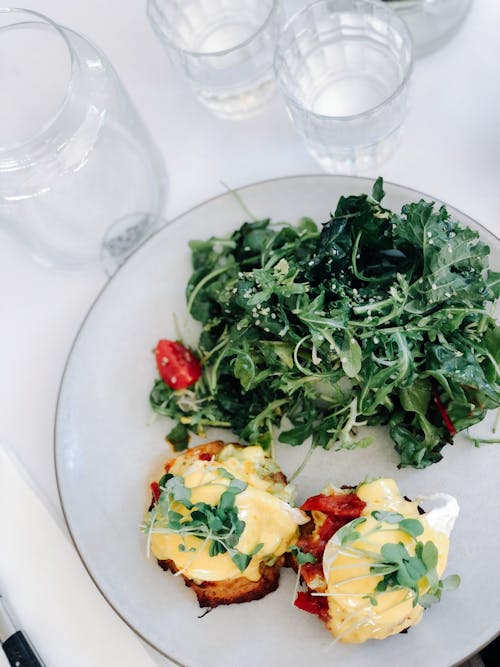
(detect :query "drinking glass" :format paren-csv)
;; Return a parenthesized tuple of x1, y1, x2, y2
(274, 0, 413, 174)
(0, 8, 166, 272)
(147, 0, 284, 119)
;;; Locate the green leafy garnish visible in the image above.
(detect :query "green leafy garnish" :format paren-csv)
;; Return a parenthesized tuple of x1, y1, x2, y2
(287, 544, 317, 565)
(142, 473, 261, 572)
(331, 511, 460, 609)
(165, 423, 190, 451)
(335, 517, 367, 546)
(150, 178, 499, 468)
(371, 510, 404, 524)
(372, 538, 444, 608)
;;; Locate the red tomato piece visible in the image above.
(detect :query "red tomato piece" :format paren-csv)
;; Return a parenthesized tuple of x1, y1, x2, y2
(318, 515, 347, 543)
(155, 339, 202, 390)
(294, 591, 329, 622)
(300, 562, 326, 589)
(198, 452, 212, 461)
(296, 514, 358, 563)
(433, 388, 457, 436)
(150, 481, 161, 503)
(300, 493, 366, 517)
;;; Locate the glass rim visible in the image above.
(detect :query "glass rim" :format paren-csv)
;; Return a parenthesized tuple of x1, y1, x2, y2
(274, 0, 414, 123)
(147, 0, 279, 58)
(0, 7, 77, 158)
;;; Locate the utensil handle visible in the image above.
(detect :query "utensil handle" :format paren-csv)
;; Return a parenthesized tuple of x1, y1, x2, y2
(2, 631, 44, 667)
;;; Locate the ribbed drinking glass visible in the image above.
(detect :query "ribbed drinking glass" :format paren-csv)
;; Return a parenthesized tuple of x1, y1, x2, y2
(274, 0, 413, 174)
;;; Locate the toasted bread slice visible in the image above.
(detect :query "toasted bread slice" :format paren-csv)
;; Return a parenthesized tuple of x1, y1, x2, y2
(158, 556, 283, 608)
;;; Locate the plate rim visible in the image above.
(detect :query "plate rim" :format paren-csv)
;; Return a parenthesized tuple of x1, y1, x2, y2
(53, 173, 500, 665)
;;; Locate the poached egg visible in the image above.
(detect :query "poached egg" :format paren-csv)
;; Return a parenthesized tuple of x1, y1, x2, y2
(321, 478, 459, 643)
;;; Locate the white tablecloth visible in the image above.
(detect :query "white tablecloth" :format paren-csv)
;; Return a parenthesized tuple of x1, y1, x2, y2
(1, 1, 499, 665)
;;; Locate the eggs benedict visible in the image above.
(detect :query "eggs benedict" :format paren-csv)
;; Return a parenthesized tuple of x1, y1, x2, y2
(143, 441, 309, 607)
(292, 478, 459, 643)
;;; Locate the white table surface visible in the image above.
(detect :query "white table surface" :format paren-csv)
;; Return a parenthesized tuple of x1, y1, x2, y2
(1, 1, 499, 665)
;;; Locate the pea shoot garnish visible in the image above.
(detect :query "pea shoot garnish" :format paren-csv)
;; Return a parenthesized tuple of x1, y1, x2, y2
(330, 512, 460, 609)
(142, 471, 263, 573)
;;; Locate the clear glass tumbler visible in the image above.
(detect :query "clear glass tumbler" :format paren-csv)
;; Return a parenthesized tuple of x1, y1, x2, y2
(0, 8, 166, 272)
(274, 0, 413, 174)
(147, 0, 284, 119)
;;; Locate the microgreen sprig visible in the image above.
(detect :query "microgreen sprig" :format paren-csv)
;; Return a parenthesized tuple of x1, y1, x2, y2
(330, 513, 460, 608)
(287, 544, 316, 565)
(142, 472, 263, 573)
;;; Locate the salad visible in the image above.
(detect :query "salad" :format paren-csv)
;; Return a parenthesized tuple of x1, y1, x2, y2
(149, 178, 500, 469)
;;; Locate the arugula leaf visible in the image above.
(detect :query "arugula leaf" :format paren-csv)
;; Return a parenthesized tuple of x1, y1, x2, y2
(372, 176, 385, 203)
(166, 423, 190, 451)
(149, 179, 499, 469)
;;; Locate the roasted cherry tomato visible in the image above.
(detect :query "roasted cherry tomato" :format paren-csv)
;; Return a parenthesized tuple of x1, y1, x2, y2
(155, 339, 202, 390)
(300, 562, 325, 589)
(294, 591, 329, 622)
(300, 493, 366, 517)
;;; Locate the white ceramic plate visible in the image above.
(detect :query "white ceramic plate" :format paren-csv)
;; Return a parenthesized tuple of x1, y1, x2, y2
(55, 175, 500, 667)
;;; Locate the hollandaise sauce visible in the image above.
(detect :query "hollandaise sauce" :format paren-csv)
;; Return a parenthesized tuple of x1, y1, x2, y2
(146, 445, 308, 583)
